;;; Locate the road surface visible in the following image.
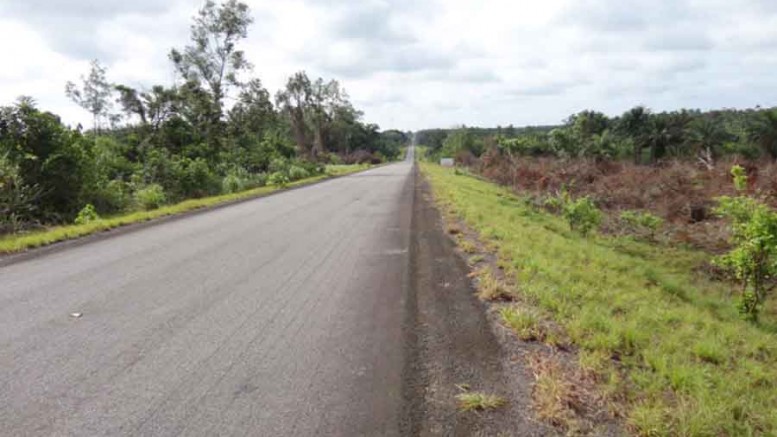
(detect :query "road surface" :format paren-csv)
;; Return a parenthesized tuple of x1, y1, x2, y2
(0, 150, 415, 436)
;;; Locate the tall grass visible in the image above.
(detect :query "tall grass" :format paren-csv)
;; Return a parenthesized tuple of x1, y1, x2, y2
(422, 163, 777, 436)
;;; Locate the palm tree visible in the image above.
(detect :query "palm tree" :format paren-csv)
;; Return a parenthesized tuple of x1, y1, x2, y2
(685, 117, 730, 168)
(749, 109, 777, 159)
(617, 106, 650, 164)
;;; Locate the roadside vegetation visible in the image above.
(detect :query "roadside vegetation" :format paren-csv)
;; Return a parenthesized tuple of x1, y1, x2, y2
(0, 164, 367, 255)
(1, 0, 406, 243)
(421, 162, 777, 435)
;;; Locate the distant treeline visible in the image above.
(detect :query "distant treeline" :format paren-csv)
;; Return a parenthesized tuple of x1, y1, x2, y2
(418, 106, 777, 165)
(0, 0, 407, 233)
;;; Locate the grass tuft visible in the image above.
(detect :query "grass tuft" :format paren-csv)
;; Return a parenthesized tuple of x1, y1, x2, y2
(500, 305, 544, 341)
(475, 267, 513, 301)
(456, 392, 507, 412)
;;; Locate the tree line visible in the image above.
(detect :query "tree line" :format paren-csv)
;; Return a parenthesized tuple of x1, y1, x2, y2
(419, 105, 777, 165)
(1, 0, 406, 233)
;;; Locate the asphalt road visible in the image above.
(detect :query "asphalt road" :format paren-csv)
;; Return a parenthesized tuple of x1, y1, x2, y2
(0, 150, 415, 436)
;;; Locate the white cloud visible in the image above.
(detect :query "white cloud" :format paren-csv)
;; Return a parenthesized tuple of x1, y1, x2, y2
(1, 0, 777, 130)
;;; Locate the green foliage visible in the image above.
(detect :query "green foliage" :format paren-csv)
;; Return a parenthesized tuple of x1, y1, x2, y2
(221, 168, 248, 193)
(268, 171, 289, 187)
(287, 165, 309, 181)
(134, 184, 167, 210)
(0, 0, 398, 237)
(714, 167, 777, 321)
(0, 152, 40, 232)
(620, 210, 664, 239)
(74, 204, 100, 225)
(563, 196, 602, 236)
(731, 164, 748, 191)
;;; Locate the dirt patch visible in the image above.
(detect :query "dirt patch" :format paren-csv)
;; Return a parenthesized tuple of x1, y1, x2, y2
(407, 168, 555, 436)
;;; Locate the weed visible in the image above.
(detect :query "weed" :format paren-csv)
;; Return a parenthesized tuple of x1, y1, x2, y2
(468, 254, 485, 265)
(457, 238, 477, 253)
(74, 204, 100, 225)
(475, 267, 513, 301)
(529, 353, 583, 431)
(499, 305, 544, 341)
(456, 392, 507, 412)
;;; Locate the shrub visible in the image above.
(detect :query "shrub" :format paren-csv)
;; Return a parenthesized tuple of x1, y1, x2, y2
(268, 171, 289, 188)
(74, 204, 100, 225)
(222, 168, 249, 194)
(268, 157, 289, 174)
(91, 179, 130, 213)
(247, 172, 267, 188)
(287, 165, 309, 181)
(563, 196, 602, 236)
(714, 165, 777, 321)
(172, 157, 220, 199)
(134, 184, 166, 210)
(0, 154, 40, 233)
(620, 210, 663, 239)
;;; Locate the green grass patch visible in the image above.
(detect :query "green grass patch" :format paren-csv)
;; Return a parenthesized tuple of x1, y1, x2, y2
(421, 163, 777, 436)
(0, 164, 370, 255)
(456, 392, 507, 412)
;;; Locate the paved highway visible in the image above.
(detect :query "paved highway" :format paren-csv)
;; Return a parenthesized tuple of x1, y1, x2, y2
(0, 150, 415, 436)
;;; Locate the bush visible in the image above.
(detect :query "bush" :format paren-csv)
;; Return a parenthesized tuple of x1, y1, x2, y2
(172, 157, 220, 199)
(246, 172, 267, 189)
(74, 204, 100, 225)
(268, 171, 289, 187)
(222, 167, 249, 194)
(620, 210, 663, 239)
(563, 196, 602, 236)
(287, 165, 309, 181)
(91, 179, 130, 213)
(134, 184, 166, 210)
(0, 153, 40, 233)
(268, 157, 289, 174)
(714, 165, 777, 321)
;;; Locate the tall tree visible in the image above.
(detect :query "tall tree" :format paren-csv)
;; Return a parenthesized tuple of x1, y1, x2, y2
(170, 0, 253, 141)
(276, 72, 313, 156)
(65, 59, 113, 135)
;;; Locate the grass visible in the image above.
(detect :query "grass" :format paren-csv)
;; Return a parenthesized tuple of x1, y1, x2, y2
(421, 163, 777, 436)
(499, 305, 544, 341)
(529, 353, 585, 432)
(456, 392, 507, 412)
(0, 164, 371, 255)
(474, 266, 513, 301)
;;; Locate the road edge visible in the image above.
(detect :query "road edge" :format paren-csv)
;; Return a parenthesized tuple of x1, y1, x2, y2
(0, 164, 386, 268)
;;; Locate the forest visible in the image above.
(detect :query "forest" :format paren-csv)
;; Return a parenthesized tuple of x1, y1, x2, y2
(0, 0, 406, 235)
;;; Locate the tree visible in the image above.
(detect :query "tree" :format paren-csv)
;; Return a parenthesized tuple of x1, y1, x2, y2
(715, 165, 777, 321)
(276, 72, 313, 156)
(749, 109, 777, 159)
(685, 117, 730, 168)
(617, 106, 651, 163)
(65, 59, 113, 135)
(170, 0, 253, 141)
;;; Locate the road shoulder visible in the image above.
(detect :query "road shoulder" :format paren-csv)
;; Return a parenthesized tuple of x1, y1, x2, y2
(406, 168, 554, 436)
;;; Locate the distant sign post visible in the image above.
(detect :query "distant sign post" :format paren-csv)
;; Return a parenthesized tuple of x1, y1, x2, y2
(440, 158, 454, 167)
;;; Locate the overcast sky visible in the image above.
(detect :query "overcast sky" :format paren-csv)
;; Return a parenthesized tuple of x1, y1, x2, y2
(1, 0, 777, 131)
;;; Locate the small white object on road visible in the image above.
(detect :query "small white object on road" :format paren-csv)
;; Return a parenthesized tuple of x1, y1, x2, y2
(69, 312, 82, 318)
